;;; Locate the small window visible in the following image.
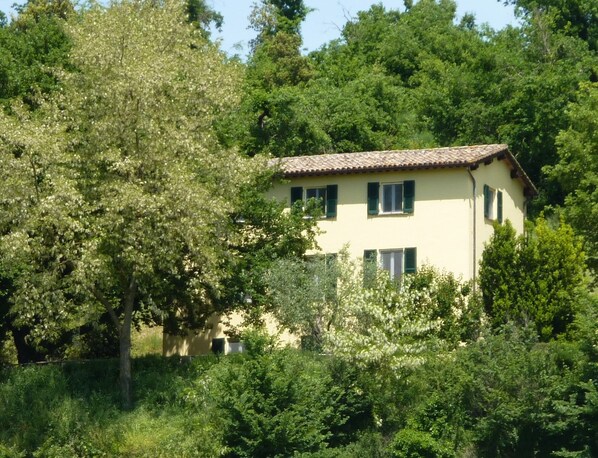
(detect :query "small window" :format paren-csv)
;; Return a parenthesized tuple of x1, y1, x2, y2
(364, 248, 416, 284)
(484, 185, 503, 222)
(211, 338, 225, 354)
(290, 185, 338, 218)
(381, 250, 404, 280)
(306, 253, 338, 301)
(306, 187, 327, 213)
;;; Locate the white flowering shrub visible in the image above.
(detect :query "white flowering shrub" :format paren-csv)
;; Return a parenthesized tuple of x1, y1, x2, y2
(324, 262, 481, 375)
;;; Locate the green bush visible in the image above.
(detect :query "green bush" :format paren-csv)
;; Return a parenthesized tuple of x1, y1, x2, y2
(389, 429, 453, 458)
(479, 218, 586, 340)
(205, 330, 373, 458)
(402, 325, 597, 457)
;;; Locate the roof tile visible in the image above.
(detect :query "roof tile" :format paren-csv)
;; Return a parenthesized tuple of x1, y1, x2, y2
(270, 144, 537, 195)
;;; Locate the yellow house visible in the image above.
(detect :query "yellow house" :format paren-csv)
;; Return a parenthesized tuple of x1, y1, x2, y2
(163, 144, 536, 356)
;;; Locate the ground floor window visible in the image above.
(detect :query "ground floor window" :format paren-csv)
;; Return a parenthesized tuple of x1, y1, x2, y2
(363, 247, 417, 284)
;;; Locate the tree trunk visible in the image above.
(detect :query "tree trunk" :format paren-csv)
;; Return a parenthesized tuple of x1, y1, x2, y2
(12, 324, 46, 364)
(119, 276, 137, 410)
(119, 320, 133, 410)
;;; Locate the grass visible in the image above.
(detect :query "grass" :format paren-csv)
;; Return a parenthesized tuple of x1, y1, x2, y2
(131, 326, 163, 357)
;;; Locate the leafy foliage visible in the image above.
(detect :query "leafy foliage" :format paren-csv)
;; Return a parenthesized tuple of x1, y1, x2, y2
(326, 262, 480, 374)
(547, 82, 598, 276)
(0, 0, 257, 407)
(479, 218, 586, 339)
(206, 331, 372, 457)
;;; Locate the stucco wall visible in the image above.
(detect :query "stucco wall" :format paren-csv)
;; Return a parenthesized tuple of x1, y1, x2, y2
(163, 312, 300, 357)
(270, 159, 527, 281)
(273, 168, 462, 279)
(470, 157, 527, 270)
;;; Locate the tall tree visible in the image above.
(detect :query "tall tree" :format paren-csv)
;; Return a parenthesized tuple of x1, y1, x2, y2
(479, 218, 586, 339)
(0, 0, 256, 409)
(0, 0, 72, 106)
(503, 0, 598, 50)
(547, 82, 598, 276)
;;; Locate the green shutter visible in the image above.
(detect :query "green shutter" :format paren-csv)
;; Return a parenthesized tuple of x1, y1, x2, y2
(363, 250, 377, 287)
(403, 180, 415, 213)
(497, 190, 503, 224)
(367, 182, 379, 215)
(404, 248, 417, 274)
(483, 184, 490, 218)
(290, 186, 303, 213)
(326, 184, 338, 218)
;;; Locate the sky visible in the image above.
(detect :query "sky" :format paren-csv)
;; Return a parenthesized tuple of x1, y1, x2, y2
(209, 0, 518, 58)
(0, 0, 518, 58)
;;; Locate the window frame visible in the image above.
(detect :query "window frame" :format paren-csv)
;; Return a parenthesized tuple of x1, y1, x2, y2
(363, 247, 417, 285)
(484, 185, 503, 223)
(381, 182, 404, 214)
(305, 186, 327, 214)
(290, 185, 338, 218)
(380, 249, 404, 280)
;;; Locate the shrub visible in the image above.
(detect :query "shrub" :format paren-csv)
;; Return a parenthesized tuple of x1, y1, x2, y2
(389, 429, 453, 458)
(479, 218, 586, 340)
(206, 330, 373, 457)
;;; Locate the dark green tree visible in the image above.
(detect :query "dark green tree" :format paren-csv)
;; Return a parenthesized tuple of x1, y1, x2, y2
(546, 82, 598, 276)
(503, 0, 598, 50)
(479, 218, 586, 339)
(0, 0, 72, 106)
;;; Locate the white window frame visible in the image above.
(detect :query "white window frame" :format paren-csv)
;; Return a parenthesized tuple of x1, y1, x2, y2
(305, 187, 327, 214)
(380, 182, 404, 214)
(484, 185, 497, 220)
(380, 249, 404, 281)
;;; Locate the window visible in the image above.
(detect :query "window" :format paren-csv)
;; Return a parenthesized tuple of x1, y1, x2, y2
(484, 185, 503, 223)
(290, 185, 338, 218)
(306, 187, 327, 213)
(381, 250, 404, 280)
(382, 183, 403, 213)
(211, 338, 225, 354)
(368, 180, 414, 215)
(363, 247, 417, 284)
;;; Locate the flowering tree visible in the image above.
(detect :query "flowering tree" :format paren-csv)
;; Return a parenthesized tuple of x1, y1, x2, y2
(327, 263, 478, 374)
(0, 0, 257, 409)
(267, 252, 479, 373)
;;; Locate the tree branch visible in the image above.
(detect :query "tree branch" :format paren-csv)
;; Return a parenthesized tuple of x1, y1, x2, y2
(93, 287, 122, 331)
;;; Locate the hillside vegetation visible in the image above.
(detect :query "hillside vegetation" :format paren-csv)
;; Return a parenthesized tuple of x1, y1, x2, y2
(0, 0, 597, 455)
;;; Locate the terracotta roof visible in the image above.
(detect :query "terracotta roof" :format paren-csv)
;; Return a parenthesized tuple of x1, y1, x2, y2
(270, 144, 537, 195)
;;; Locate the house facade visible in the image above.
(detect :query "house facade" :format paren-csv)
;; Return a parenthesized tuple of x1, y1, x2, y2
(163, 144, 536, 356)
(268, 143, 535, 283)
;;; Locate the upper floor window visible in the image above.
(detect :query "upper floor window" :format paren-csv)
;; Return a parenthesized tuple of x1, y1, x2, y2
(483, 185, 503, 223)
(368, 180, 415, 215)
(382, 183, 403, 213)
(306, 187, 327, 208)
(290, 185, 338, 218)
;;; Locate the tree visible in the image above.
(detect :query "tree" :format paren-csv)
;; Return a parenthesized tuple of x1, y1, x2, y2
(223, 0, 316, 157)
(0, 0, 257, 409)
(546, 82, 598, 276)
(169, 172, 320, 334)
(266, 250, 343, 351)
(479, 218, 586, 339)
(207, 331, 367, 457)
(0, 0, 72, 106)
(327, 262, 478, 375)
(503, 0, 598, 50)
